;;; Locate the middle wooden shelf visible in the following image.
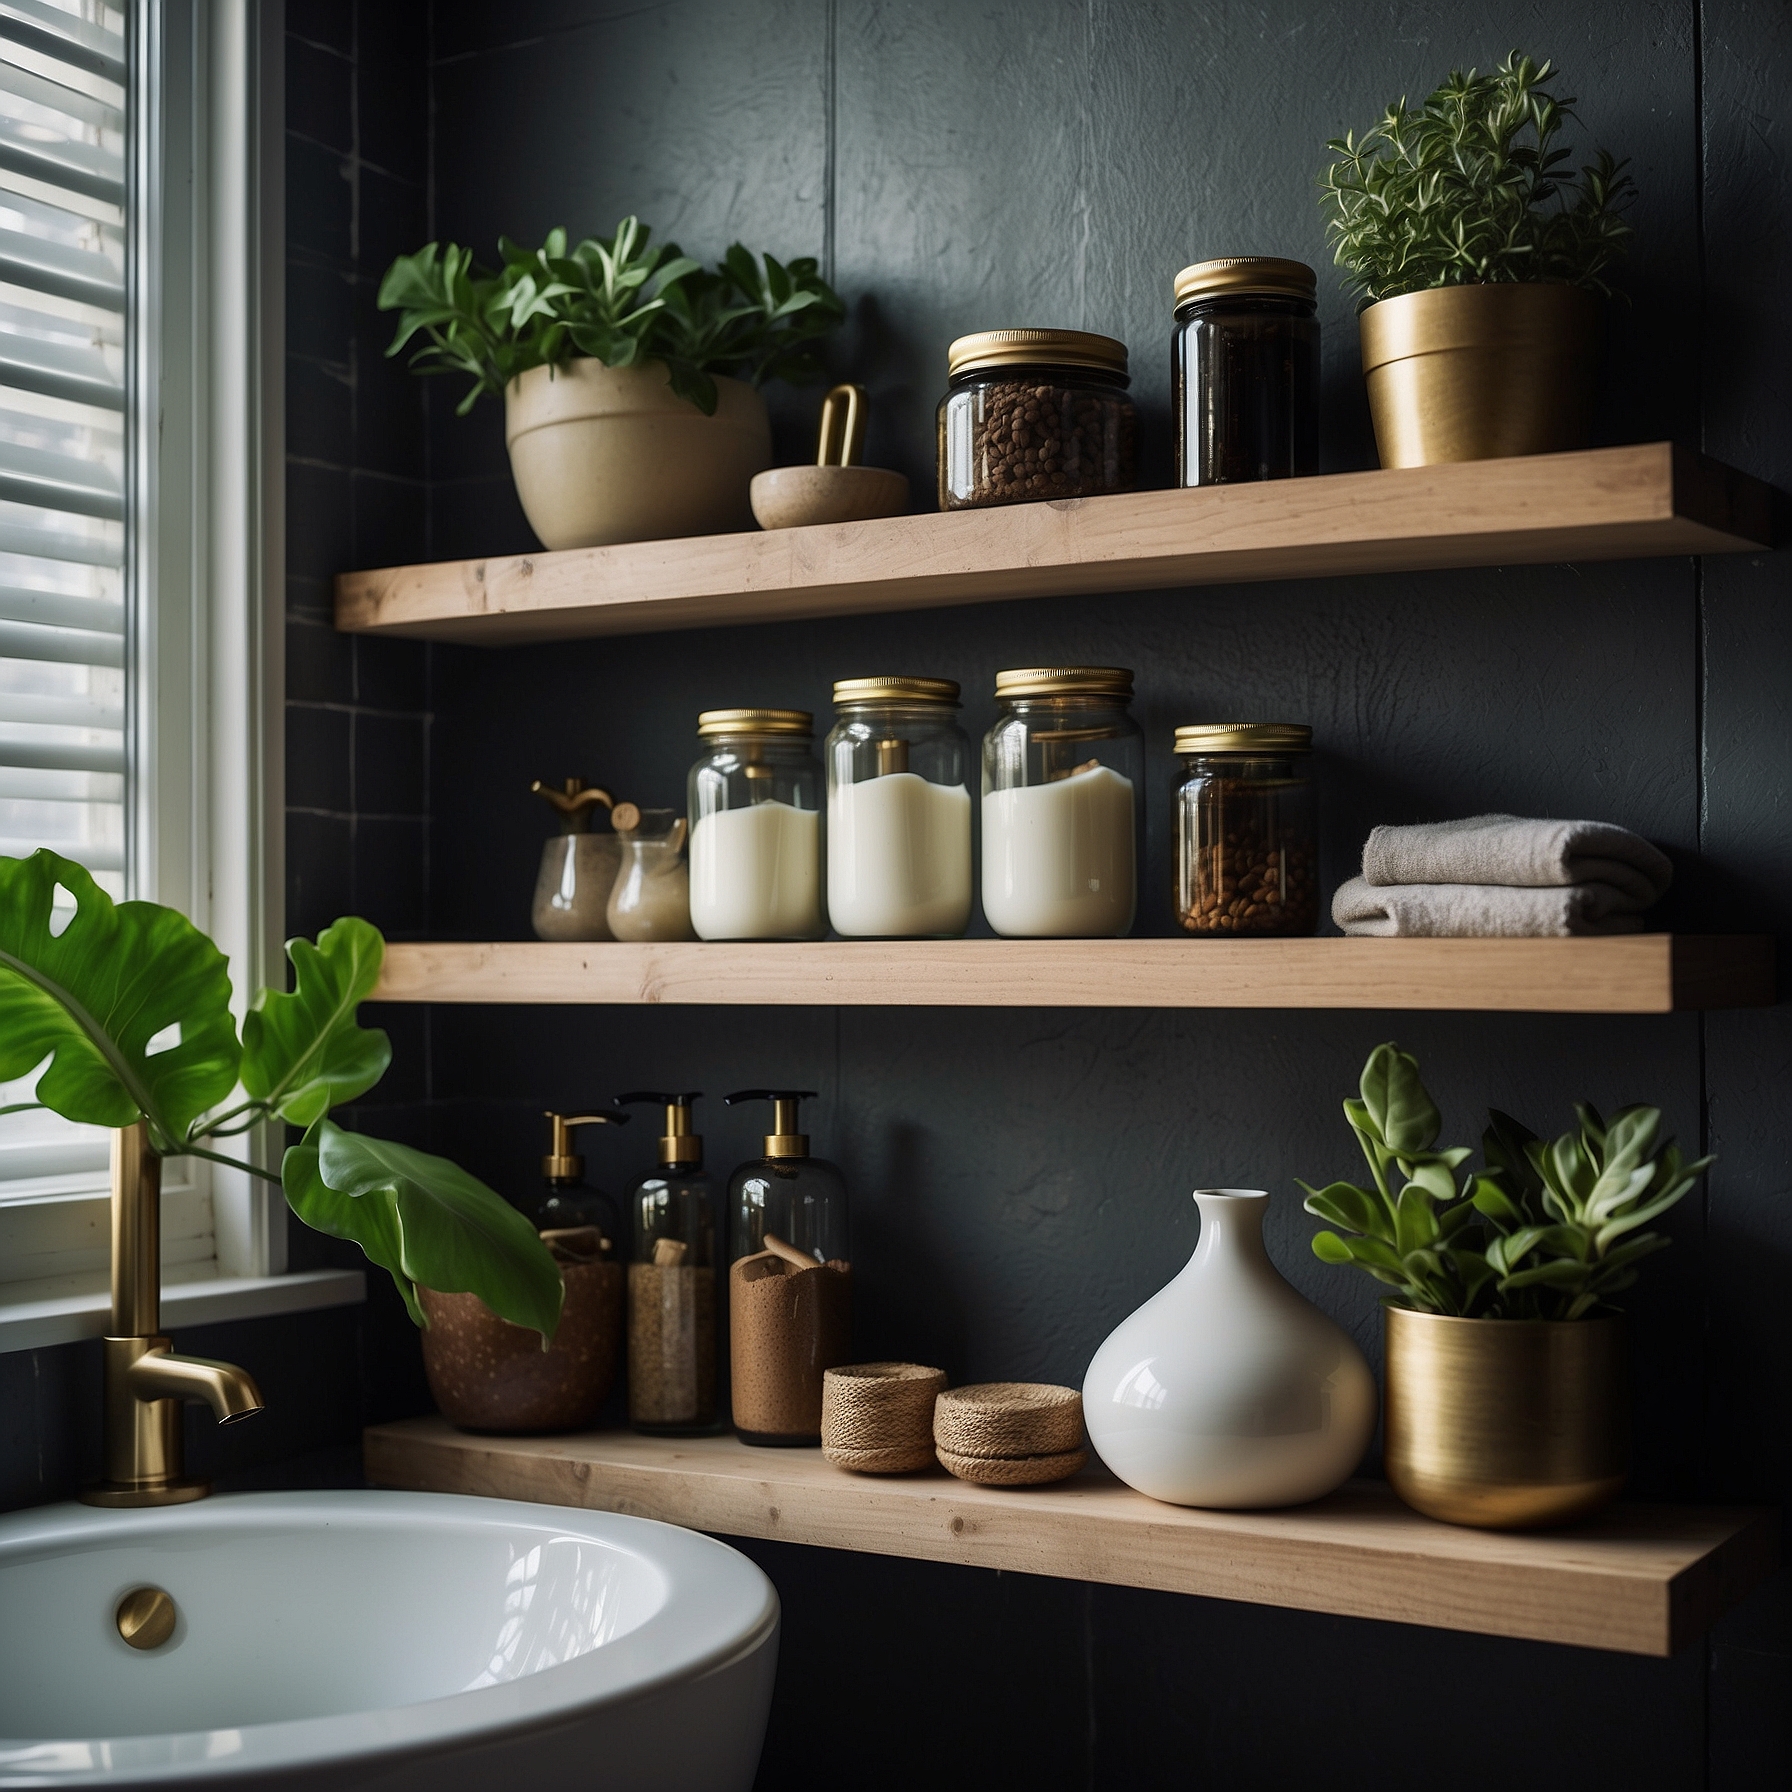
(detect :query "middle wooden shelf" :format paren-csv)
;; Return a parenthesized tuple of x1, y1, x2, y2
(372, 934, 1773, 1013)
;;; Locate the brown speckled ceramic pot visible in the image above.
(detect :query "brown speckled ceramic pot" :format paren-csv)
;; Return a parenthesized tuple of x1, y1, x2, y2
(419, 1259, 623, 1433)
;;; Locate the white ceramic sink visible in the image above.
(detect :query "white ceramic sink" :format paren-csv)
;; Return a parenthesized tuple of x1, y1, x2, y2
(0, 1489, 778, 1790)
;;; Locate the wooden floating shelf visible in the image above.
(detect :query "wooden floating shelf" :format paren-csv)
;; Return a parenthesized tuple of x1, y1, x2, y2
(332, 443, 1776, 645)
(364, 1420, 1777, 1657)
(371, 935, 1773, 1014)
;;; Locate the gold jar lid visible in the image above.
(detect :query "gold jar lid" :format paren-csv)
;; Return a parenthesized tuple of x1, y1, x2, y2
(947, 328, 1129, 380)
(832, 676, 961, 707)
(995, 666, 1134, 701)
(697, 707, 813, 738)
(1173, 257, 1316, 307)
(1174, 722, 1312, 754)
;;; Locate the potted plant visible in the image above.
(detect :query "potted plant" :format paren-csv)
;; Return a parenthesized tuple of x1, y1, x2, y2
(378, 218, 844, 550)
(1320, 52, 1634, 467)
(0, 848, 615, 1431)
(1300, 1043, 1707, 1529)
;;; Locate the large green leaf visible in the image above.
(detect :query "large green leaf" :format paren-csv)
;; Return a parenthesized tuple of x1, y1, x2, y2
(1359, 1043, 1441, 1155)
(283, 1120, 563, 1342)
(0, 851, 239, 1142)
(241, 918, 391, 1126)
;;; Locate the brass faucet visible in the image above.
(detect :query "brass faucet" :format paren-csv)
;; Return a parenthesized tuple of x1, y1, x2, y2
(81, 1122, 265, 1507)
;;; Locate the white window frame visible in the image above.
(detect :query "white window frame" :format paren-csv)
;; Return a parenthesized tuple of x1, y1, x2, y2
(0, 0, 362, 1349)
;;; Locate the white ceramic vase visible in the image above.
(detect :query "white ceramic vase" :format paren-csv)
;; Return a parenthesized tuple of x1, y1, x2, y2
(1083, 1188, 1377, 1508)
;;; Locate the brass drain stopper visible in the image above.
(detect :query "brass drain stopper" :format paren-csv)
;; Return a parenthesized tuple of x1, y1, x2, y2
(116, 1585, 177, 1650)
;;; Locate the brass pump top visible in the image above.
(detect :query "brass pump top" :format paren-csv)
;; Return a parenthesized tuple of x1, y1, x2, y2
(542, 1109, 628, 1184)
(532, 777, 614, 834)
(725, 1089, 818, 1160)
(616, 1091, 704, 1168)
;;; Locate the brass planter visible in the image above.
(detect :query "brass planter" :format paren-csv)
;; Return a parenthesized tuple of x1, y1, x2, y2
(419, 1259, 622, 1434)
(1383, 1306, 1627, 1530)
(1359, 283, 1602, 467)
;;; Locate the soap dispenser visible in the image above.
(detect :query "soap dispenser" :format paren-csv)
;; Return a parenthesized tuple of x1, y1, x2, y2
(535, 1109, 628, 1252)
(530, 777, 619, 941)
(723, 1090, 851, 1446)
(616, 1091, 719, 1433)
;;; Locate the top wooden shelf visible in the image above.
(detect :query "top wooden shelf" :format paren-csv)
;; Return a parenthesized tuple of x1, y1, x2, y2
(333, 443, 1775, 645)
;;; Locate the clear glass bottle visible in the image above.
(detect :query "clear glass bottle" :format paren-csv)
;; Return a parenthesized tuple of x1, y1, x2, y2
(534, 1109, 627, 1254)
(825, 676, 972, 939)
(981, 667, 1144, 938)
(725, 1090, 851, 1447)
(938, 329, 1137, 510)
(687, 709, 825, 940)
(1173, 723, 1318, 937)
(607, 804, 695, 942)
(619, 1092, 719, 1434)
(1173, 258, 1319, 486)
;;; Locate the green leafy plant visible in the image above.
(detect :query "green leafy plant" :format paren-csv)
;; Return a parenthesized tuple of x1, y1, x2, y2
(1300, 1043, 1708, 1319)
(1320, 51, 1635, 306)
(0, 850, 561, 1340)
(378, 217, 843, 415)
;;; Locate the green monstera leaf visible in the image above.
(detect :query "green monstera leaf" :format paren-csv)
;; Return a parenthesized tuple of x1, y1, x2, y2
(241, 918, 392, 1126)
(283, 1120, 564, 1342)
(0, 851, 240, 1143)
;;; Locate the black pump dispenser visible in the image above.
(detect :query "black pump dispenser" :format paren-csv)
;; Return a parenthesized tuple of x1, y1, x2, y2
(724, 1088, 816, 1160)
(616, 1091, 704, 1168)
(535, 1108, 627, 1246)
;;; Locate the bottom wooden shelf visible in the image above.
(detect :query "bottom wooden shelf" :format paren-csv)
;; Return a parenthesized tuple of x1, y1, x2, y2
(363, 1419, 1776, 1657)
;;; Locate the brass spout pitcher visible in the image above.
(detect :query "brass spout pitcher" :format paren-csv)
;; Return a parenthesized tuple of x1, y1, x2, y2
(82, 1123, 265, 1507)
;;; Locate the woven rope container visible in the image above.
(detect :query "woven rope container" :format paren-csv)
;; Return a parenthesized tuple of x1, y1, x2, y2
(822, 1362, 948, 1473)
(933, 1383, 1087, 1486)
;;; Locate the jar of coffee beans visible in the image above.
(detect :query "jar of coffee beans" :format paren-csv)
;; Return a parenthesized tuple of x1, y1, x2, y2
(1173, 723, 1317, 937)
(937, 328, 1137, 510)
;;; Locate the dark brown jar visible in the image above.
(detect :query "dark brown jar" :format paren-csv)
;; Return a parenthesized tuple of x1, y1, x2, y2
(1173, 258, 1319, 486)
(937, 328, 1137, 510)
(1173, 723, 1318, 938)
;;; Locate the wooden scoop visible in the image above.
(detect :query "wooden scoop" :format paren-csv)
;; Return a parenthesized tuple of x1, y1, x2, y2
(750, 384, 909, 530)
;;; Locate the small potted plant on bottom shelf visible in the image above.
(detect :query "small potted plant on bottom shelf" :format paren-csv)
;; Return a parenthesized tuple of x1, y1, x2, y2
(1300, 1043, 1708, 1529)
(1321, 51, 1635, 467)
(379, 219, 844, 551)
(0, 849, 607, 1433)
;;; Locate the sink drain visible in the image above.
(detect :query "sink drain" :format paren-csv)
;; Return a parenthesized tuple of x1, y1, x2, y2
(115, 1585, 177, 1650)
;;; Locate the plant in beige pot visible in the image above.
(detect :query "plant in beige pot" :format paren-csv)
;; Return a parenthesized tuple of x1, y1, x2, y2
(379, 220, 843, 549)
(1321, 52, 1635, 466)
(1300, 1044, 1708, 1529)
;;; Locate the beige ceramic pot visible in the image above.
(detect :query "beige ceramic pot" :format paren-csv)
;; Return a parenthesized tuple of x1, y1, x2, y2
(1383, 1306, 1628, 1530)
(419, 1257, 623, 1434)
(504, 359, 771, 550)
(1359, 282, 1602, 468)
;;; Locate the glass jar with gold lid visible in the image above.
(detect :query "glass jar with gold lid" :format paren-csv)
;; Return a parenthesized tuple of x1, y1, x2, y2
(981, 667, 1143, 938)
(825, 676, 972, 939)
(687, 709, 824, 940)
(938, 329, 1137, 511)
(1173, 723, 1317, 937)
(1173, 258, 1319, 486)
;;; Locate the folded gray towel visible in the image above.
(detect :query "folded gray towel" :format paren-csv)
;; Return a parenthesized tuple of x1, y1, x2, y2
(1361, 814, 1673, 908)
(1332, 876, 1649, 938)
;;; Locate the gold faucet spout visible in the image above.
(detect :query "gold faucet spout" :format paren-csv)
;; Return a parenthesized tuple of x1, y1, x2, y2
(125, 1344, 265, 1423)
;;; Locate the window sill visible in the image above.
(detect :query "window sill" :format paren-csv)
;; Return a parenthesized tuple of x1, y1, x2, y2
(0, 1266, 365, 1352)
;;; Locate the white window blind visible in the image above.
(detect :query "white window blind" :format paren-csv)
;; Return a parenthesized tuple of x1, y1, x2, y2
(0, 0, 128, 1193)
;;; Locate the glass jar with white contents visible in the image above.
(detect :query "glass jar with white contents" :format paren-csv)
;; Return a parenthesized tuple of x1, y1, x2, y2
(981, 668, 1144, 938)
(687, 710, 825, 941)
(825, 677, 972, 939)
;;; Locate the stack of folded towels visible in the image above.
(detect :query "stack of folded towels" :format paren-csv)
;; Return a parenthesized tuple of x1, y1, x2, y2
(1332, 813, 1674, 937)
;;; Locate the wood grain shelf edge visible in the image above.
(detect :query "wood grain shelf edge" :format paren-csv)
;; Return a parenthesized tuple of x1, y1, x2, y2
(332, 444, 1778, 646)
(363, 1420, 1779, 1657)
(370, 936, 1774, 1013)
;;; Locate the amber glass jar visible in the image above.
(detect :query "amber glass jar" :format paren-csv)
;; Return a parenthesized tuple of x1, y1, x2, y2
(1173, 723, 1317, 937)
(1173, 258, 1319, 486)
(938, 329, 1137, 510)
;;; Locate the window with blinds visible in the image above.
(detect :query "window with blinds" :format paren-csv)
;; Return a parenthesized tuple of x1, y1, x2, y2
(0, 0, 129, 1191)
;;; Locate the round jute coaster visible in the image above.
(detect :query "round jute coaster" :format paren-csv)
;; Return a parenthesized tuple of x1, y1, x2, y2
(933, 1382, 1084, 1460)
(823, 1362, 948, 1474)
(937, 1446, 1088, 1487)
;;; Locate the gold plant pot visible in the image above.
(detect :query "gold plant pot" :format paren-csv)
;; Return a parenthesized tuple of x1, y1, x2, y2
(1383, 1306, 1628, 1530)
(1359, 282, 1602, 468)
(419, 1259, 622, 1434)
